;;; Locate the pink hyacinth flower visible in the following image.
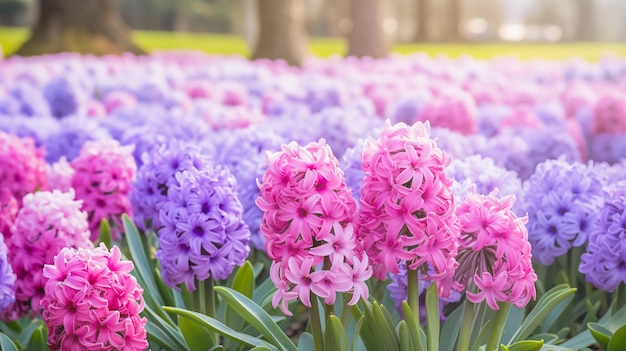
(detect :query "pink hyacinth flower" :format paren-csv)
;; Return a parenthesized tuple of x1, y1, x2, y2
(41, 244, 148, 351)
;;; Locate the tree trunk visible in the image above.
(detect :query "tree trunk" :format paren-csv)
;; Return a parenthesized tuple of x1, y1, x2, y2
(252, 0, 307, 67)
(414, 0, 429, 42)
(16, 0, 144, 56)
(576, 0, 595, 41)
(347, 0, 390, 58)
(442, 0, 461, 42)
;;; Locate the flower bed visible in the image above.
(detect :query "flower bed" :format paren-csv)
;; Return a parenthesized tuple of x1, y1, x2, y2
(1, 52, 626, 350)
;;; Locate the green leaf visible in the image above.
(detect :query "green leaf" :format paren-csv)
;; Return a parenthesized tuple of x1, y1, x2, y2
(439, 302, 463, 351)
(425, 283, 440, 351)
(352, 316, 365, 351)
(250, 347, 275, 351)
(214, 287, 298, 351)
(0, 332, 19, 351)
(401, 301, 424, 351)
(232, 261, 255, 299)
(509, 285, 576, 343)
(28, 325, 47, 351)
(500, 345, 511, 351)
(122, 215, 165, 307)
(179, 315, 216, 350)
(145, 320, 182, 350)
(608, 324, 626, 351)
(398, 321, 414, 351)
(506, 340, 544, 351)
(325, 315, 349, 351)
(527, 333, 559, 345)
(298, 332, 315, 351)
(164, 306, 278, 350)
(97, 219, 112, 248)
(470, 319, 493, 351)
(209, 346, 225, 351)
(16, 320, 43, 350)
(372, 302, 400, 351)
(588, 322, 612, 350)
(143, 304, 188, 350)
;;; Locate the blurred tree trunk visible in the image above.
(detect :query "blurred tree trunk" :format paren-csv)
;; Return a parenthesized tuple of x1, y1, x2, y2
(16, 0, 144, 56)
(252, 0, 307, 66)
(347, 0, 390, 58)
(442, 0, 461, 42)
(577, 0, 595, 41)
(414, 0, 430, 42)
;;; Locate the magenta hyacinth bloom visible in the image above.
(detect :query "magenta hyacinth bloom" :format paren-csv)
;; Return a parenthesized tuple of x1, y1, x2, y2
(592, 91, 626, 135)
(257, 139, 372, 315)
(356, 120, 460, 297)
(455, 191, 537, 309)
(71, 140, 137, 240)
(0, 131, 47, 204)
(0, 189, 18, 238)
(4, 190, 92, 320)
(41, 244, 148, 351)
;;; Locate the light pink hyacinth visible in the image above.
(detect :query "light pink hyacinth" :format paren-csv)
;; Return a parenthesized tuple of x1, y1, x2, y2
(455, 191, 537, 310)
(257, 139, 372, 315)
(4, 190, 92, 320)
(356, 120, 460, 297)
(42, 244, 148, 351)
(46, 156, 74, 192)
(0, 131, 47, 204)
(71, 140, 136, 240)
(414, 89, 477, 135)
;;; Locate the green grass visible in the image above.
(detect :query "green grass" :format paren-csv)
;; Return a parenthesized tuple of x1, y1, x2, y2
(2, 26, 626, 60)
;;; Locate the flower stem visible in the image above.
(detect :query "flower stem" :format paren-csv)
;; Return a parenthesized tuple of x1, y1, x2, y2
(485, 302, 511, 351)
(616, 284, 625, 313)
(340, 293, 351, 329)
(199, 279, 207, 315)
(310, 294, 324, 351)
(456, 299, 476, 351)
(206, 279, 215, 318)
(407, 269, 421, 327)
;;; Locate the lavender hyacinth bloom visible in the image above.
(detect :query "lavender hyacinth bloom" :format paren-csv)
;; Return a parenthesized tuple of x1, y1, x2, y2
(44, 116, 111, 162)
(589, 133, 626, 164)
(341, 140, 366, 203)
(580, 182, 626, 292)
(131, 139, 214, 231)
(521, 159, 604, 265)
(43, 77, 83, 118)
(0, 234, 15, 312)
(446, 155, 522, 202)
(483, 126, 580, 180)
(212, 127, 283, 249)
(156, 166, 250, 291)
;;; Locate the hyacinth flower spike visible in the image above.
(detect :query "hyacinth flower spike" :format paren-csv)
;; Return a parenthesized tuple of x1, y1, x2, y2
(453, 190, 536, 351)
(155, 161, 250, 322)
(356, 120, 460, 351)
(257, 139, 372, 351)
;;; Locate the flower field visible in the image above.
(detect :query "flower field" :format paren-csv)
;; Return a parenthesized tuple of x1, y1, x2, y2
(1, 51, 626, 350)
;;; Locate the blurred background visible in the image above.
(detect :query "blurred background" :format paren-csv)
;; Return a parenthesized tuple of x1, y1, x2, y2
(0, 0, 624, 61)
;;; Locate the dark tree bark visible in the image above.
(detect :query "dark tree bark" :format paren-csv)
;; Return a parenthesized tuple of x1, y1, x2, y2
(414, 0, 430, 42)
(16, 0, 144, 56)
(347, 0, 390, 58)
(576, 0, 596, 41)
(252, 0, 307, 67)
